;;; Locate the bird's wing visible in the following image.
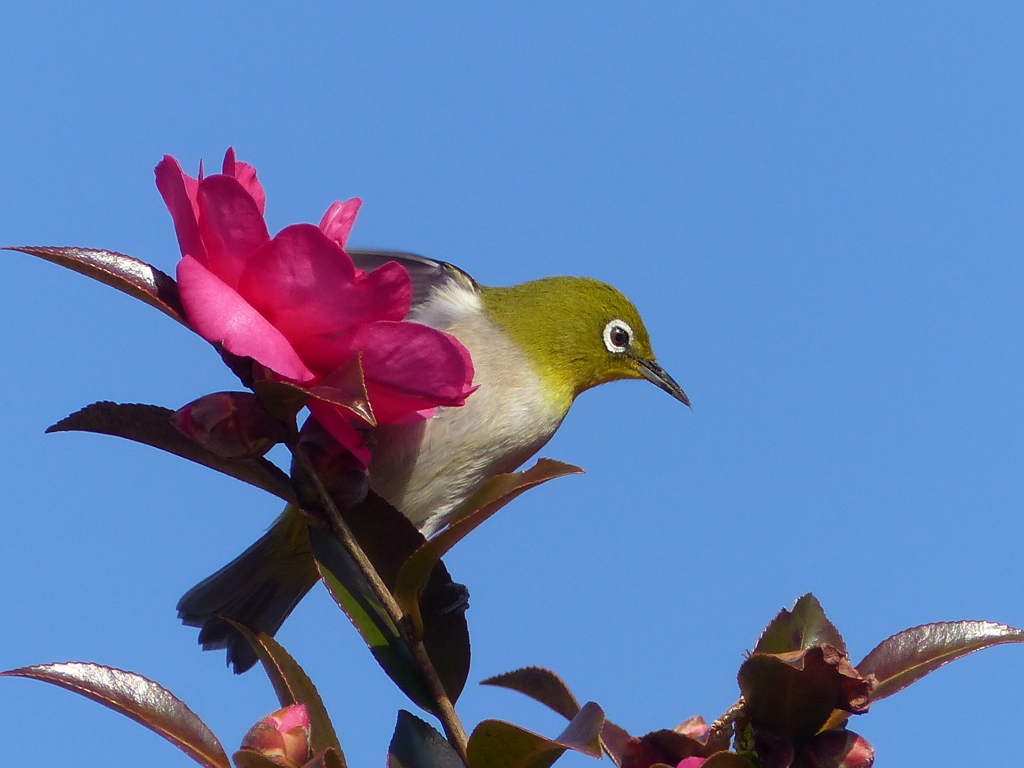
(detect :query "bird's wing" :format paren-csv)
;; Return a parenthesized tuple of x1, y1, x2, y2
(347, 249, 479, 310)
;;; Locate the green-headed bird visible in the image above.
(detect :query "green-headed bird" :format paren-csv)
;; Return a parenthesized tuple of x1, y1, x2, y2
(178, 250, 689, 671)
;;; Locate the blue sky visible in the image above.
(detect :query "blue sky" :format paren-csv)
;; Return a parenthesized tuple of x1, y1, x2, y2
(3, 3, 1024, 766)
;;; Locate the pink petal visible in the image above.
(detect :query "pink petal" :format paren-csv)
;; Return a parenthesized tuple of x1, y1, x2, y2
(196, 174, 271, 289)
(318, 198, 362, 249)
(270, 704, 310, 731)
(222, 147, 266, 216)
(307, 400, 373, 467)
(303, 321, 475, 423)
(155, 155, 205, 262)
(177, 254, 314, 382)
(239, 226, 411, 355)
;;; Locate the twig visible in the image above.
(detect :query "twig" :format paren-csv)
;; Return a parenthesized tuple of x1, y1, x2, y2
(291, 446, 470, 762)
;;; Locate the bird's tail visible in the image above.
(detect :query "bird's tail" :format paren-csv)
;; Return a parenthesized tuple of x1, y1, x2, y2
(177, 505, 319, 673)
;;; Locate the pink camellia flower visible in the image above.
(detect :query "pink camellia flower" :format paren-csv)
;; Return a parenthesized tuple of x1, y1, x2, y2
(676, 758, 706, 768)
(239, 703, 311, 767)
(155, 149, 475, 463)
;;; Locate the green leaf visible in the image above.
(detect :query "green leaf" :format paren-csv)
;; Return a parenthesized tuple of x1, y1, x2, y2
(226, 621, 344, 760)
(737, 646, 873, 748)
(387, 710, 466, 768)
(395, 460, 583, 635)
(857, 620, 1024, 701)
(48, 401, 296, 503)
(1, 662, 229, 768)
(309, 526, 435, 713)
(466, 701, 604, 768)
(754, 594, 846, 655)
(6, 245, 188, 325)
(480, 667, 581, 721)
(318, 491, 471, 704)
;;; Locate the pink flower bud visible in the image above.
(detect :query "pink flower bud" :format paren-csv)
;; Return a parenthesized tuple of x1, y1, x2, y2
(239, 704, 311, 767)
(173, 391, 285, 459)
(677, 758, 706, 768)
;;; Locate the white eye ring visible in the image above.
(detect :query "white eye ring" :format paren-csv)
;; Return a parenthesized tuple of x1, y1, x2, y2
(603, 319, 633, 353)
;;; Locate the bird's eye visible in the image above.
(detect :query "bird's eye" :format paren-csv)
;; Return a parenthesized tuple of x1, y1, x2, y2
(603, 319, 633, 353)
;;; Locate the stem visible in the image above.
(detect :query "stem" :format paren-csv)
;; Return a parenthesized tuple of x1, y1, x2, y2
(291, 446, 470, 762)
(707, 697, 744, 750)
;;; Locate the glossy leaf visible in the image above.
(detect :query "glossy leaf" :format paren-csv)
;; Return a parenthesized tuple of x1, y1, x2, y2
(387, 710, 466, 768)
(1, 662, 229, 768)
(5, 245, 188, 325)
(738, 646, 873, 748)
(467, 701, 604, 768)
(227, 621, 344, 761)
(858, 620, 1024, 701)
(313, 490, 470, 704)
(309, 526, 435, 712)
(48, 401, 296, 503)
(755, 594, 846, 655)
(480, 667, 581, 721)
(395, 459, 583, 635)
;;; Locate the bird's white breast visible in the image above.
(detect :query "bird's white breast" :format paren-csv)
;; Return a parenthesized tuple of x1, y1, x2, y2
(367, 280, 567, 536)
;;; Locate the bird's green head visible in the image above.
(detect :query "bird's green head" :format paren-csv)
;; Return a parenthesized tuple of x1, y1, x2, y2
(481, 276, 689, 409)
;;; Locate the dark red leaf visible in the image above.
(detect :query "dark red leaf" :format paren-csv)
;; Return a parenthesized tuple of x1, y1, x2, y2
(480, 667, 581, 721)
(1, 662, 229, 768)
(738, 646, 873, 748)
(6, 245, 187, 325)
(857, 620, 1024, 701)
(226, 621, 344, 761)
(48, 401, 296, 503)
(467, 701, 604, 768)
(755, 595, 846, 655)
(395, 460, 583, 636)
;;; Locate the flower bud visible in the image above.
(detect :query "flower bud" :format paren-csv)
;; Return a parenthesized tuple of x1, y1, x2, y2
(239, 704, 311, 768)
(173, 391, 286, 459)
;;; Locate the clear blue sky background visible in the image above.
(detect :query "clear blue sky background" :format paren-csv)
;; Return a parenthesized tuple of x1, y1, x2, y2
(2, 3, 1023, 766)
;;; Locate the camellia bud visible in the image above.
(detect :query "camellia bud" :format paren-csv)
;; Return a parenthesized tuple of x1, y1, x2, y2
(238, 704, 311, 768)
(173, 391, 287, 459)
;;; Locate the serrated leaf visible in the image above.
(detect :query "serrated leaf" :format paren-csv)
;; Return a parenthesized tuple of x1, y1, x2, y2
(6, 245, 188, 325)
(388, 710, 466, 768)
(1, 662, 229, 768)
(599, 721, 631, 766)
(48, 401, 296, 503)
(738, 646, 873, 748)
(467, 701, 604, 768)
(395, 459, 583, 636)
(226, 621, 344, 761)
(309, 526, 435, 713)
(857, 619, 1024, 701)
(480, 667, 581, 721)
(755, 594, 846, 655)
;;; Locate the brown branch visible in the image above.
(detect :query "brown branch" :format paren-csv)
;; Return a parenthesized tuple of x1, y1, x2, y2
(290, 446, 470, 762)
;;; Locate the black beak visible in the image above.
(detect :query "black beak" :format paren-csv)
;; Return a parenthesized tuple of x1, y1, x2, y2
(637, 359, 691, 408)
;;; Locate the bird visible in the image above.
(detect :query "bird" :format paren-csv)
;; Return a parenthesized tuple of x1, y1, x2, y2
(177, 249, 690, 672)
